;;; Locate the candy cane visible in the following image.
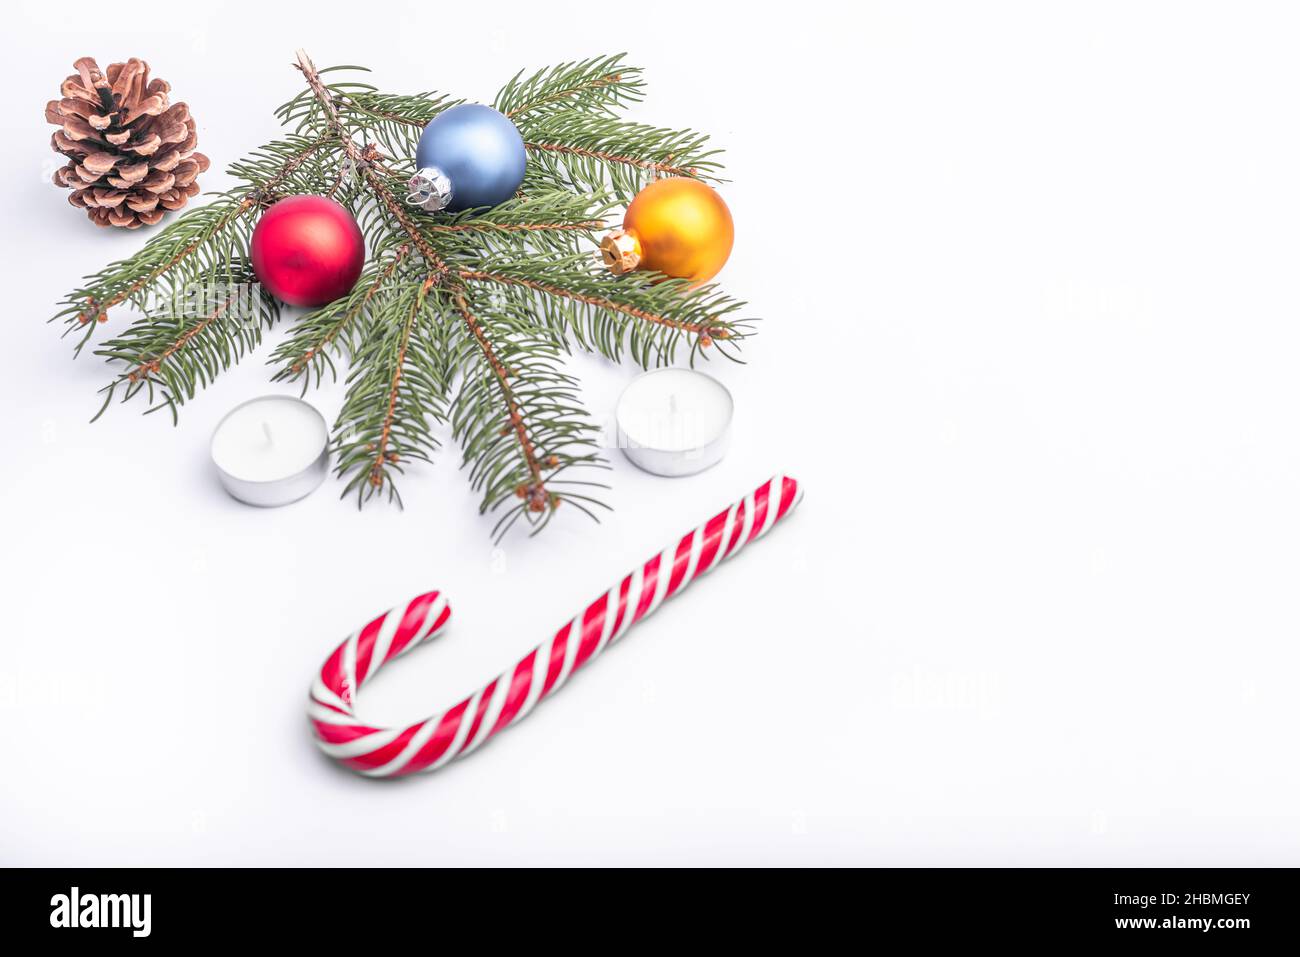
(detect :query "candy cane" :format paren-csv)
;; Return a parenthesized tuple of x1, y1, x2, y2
(308, 474, 803, 777)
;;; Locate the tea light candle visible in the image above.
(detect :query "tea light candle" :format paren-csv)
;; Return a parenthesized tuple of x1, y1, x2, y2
(616, 368, 734, 477)
(210, 395, 329, 507)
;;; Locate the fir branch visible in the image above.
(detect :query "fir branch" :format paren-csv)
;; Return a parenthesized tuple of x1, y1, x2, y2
(460, 268, 712, 332)
(495, 55, 644, 120)
(333, 279, 451, 506)
(369, 285, 421, 490)
(293, 52, 450, 282)
(223, 133, 337, 200)
(311, 57, 713, 200)
(422, 188, 614, 258)
(355, 152, 451, 280)
(334, 90, 455, 127)
(518, 114, 722, 199)
(274, 68, 378, 132)
(49, 52, 754, 538)
(447, 286, 607, 539)
(92, 270, 278, 423)
(321, 99, 721, 201)
(458, 258, 747, 366)
(526, 141, 693, 176)
(431, 219, 601, 233)
(452, 289, 547, 488)
(59, 199, 246, 326)
(321, 89, 458, 171)
(53, 134, 331, 355)
(270, 243, 413, 391)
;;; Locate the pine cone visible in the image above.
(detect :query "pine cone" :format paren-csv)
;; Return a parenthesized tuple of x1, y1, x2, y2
(46, 57, 210, 229)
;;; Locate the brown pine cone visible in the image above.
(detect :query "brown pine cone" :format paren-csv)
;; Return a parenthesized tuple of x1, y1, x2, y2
(46, 57, 210, 229)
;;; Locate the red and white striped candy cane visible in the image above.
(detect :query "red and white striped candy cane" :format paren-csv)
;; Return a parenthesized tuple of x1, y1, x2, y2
(308, 474, 803, 777)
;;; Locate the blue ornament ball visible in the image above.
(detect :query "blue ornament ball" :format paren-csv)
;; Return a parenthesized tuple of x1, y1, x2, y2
(414, 104, 526, 212)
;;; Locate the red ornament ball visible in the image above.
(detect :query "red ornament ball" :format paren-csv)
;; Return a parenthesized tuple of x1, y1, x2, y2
(250, 196, 365, 307)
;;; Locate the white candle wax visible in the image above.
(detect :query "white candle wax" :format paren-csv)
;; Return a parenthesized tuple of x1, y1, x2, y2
(210, 395, 329, 507)
(616, 368, 734, 477)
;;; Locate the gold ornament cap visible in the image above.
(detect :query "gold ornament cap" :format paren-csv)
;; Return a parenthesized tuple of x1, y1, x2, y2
(600, 229, 642, 276)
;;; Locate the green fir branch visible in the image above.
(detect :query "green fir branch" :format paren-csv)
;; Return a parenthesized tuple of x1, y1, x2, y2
(92, 266, 279, 423)
(448, 287, 607, 540)
(333, 279, 451, 506)
(423, 189, 614, 258)
(494, 54, 644, 120)
(518, 115, 722, 199)
(53, 133, 331, 355)
(48, 51, 754, 538)
(270, 242, 414, 391)
(458, 257, 749, 367)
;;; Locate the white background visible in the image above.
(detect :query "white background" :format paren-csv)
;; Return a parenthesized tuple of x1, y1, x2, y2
(3, 0, 1298, 865)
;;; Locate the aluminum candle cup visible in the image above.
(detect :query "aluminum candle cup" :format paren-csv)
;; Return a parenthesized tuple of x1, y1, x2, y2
(210, 396, 329, 507)
(615, 368, 734, 477)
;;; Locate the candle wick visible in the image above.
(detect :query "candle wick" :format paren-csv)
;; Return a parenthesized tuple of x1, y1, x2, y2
(261, 421, 274, 445)
(669, 394, 679, 414)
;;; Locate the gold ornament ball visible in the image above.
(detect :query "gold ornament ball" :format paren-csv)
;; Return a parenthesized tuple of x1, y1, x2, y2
(615, 178, 734, 284)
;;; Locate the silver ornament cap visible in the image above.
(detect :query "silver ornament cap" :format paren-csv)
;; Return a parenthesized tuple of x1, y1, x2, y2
(405, 166, 453, 212)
